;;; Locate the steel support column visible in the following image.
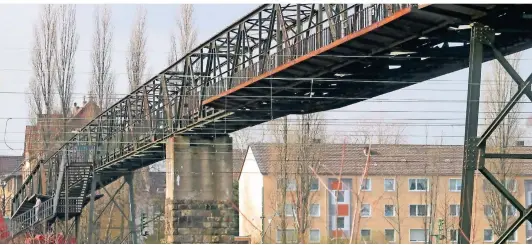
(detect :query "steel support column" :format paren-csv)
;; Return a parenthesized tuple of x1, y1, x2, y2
(459, 22, 532, 244)
(74, 216, 80, 244)
(125, 173, 138, 244)
(458, 22, 486, 244)
(88, 174, 99, 244)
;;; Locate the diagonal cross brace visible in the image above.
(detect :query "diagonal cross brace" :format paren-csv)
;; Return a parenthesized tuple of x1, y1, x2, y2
(98, 180, 129, 220)
(477, 45, 532, 146)
(92, 181, 126, 224)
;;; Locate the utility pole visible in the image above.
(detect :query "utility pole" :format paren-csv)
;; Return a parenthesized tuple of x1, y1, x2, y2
(1, 180, 5, 217)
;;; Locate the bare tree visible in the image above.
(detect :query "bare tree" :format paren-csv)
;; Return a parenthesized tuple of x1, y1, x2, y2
(482, 52, 523, 238)
(33, 5, 57, 117)
(126, 6, 147, 92)
(30, 5, 58, 161)
(291, 113, 324, 243)
(55, 5, 78, 118)
(266, 114, 325, 243)
(168, 4, 197, 65)
(27, 78, 43, 126)
(90, 6, 114, 110)
(347, 121, 405, 145)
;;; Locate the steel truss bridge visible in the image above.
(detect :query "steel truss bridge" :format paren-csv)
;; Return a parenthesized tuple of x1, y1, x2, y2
(8, 3, 532, 244)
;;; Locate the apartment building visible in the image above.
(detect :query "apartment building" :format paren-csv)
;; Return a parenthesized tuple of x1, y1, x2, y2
(0, 156, 23, 217)
(238, 143, 532, 244)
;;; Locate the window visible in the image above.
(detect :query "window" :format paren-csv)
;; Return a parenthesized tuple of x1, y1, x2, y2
(450, 229, 458, 243)
(410, 229, 428, 243)
(287, 179, 296, 191)
(336, 217, 345, 229)
(285, 204, 295, 216)
(506, 204, 518, 216)
(360, 229, 371, 242)
(310, 178, 319, 191)
(450, 204, 460, 217)
(384, 204, 395, 217)
(361, 204, 371, 217)
(361, 178, 371, 191)
(449, 179, 462, 192)
(409, 178, 428, 191)
(333, 190, 346, 203)
(385, 229, 395, 242)
(508, 231, 517, 242)
(484, 205, 493, 217)
(384, 178, 396, 192)
(410, 205, 429, 217)
(310, 204, 320, 217)
(484, 229, 493, 242)
(309, 229, 320, 243)
(277, 229, 296, 243)
(505, 179, 517, 192)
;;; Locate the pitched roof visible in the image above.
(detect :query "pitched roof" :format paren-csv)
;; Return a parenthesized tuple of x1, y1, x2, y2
(247, 143, 532, 176)
(0, 155, 23, 177)
(233, 149, 246, 180)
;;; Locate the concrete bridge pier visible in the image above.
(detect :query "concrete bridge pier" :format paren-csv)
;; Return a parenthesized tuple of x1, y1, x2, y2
(165, 135, 237, 243)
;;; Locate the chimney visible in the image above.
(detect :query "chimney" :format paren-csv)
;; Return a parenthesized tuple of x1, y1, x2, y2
(516, 140, 525, 147)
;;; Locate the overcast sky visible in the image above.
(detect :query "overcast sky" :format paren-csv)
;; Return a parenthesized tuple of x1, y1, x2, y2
(1, 4, 531, 157)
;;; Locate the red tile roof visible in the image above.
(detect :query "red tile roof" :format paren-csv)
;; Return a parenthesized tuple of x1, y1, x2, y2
(247, 143, 532, 176)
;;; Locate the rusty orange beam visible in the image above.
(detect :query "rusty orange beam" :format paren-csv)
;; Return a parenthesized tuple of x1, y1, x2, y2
(202, 5, 429, 106)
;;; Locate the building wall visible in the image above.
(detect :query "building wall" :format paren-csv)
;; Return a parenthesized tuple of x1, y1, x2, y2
(238, 148, 264, 244)
(254, 174, 529, 244)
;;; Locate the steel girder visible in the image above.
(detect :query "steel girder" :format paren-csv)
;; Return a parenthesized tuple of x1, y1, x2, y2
(459, 23, 532, 244)
(10, 3, 416, 237)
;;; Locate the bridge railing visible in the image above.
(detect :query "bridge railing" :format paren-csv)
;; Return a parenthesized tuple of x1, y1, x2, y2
(9, 198, 53, 236)
(205, 4, 414, 98)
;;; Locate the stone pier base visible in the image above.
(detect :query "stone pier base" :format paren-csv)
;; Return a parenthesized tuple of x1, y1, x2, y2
(165, 200, 238, 243)
(164, 135, 235, 243)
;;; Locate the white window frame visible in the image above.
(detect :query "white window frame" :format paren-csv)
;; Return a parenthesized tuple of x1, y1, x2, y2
(384, 178, 396, 192)
(484, 229, 493, 242)
(277, 229, 296, 243)
(450, 229, 459, 243)
(332, 190, 348, 204)
(506, 204, 518, 217)
(332, 216, 348, 230)
(361, 178, 371, 191)
(384, 204, 395, 217)
(484, 205, 493, 217)
(360, 229, 371, 242)
(449, 178, 462, 192)
(310, 204, 320, 217)
(409, 204, 430, 217)
(286, 179, 296, 191)
(409, 178, 429, 191)
(450, 204, 460, 217)
(504, 179, 517, 192)
(285, 204, 295, 217)
(309, 229, 320, 243)
(310, 178, 319, 191)
(508, 230, 517, 242)
(384, 229, 395, 243)
(409, 229, 428, 243)
(361, 203, 371, 217)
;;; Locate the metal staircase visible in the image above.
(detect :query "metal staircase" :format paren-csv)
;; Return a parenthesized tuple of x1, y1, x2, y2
(57, 162, 92, 218)
(9, 161, 93, 236)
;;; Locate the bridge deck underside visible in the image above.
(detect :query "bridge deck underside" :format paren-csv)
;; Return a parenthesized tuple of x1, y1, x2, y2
(204, 4, 532, 135)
